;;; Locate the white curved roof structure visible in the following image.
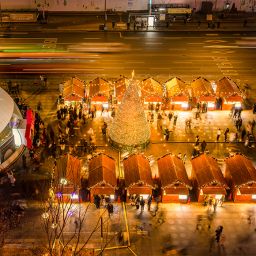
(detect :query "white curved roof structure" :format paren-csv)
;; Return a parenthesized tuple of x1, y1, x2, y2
(0, 87, 14, 133)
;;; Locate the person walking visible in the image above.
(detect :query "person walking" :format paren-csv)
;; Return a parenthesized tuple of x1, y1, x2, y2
(107, 203, 114, 217)
(147, 195, 152, 211)
(224, 128, 229, 142)
(216, 128, 221, 142)
(173, 114, 178, 126)
(140, 197, 145, 212)
(201, 140, 207, 152)
(195, 135, 200, 146)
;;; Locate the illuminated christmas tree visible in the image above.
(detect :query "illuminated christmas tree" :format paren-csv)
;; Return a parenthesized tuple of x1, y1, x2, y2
(109, 73, 150, 150)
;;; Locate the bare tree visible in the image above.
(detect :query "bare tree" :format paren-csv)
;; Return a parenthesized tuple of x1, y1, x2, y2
(41, 187, 114, 256)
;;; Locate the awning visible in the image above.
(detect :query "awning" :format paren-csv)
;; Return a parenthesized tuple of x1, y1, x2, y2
(171, 95, 189, 102)
(164, 187, 189, 195)
(198, 95, 216, 102)
(202, 187, 226, 195)
(224, 95, 243, 103)
(239, 187, 256, 195)
(91, 95, 108, 103)
(145, 96, 162, 103)
(127, 186, 152, 195)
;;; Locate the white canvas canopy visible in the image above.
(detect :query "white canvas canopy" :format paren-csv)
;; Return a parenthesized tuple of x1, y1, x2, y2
(0, 87, 14, 133)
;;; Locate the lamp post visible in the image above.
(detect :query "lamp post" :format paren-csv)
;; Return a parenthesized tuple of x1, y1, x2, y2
(0, 2, 2, 26)
(149, 0, 152, 15)
(104, 0, 107, 29)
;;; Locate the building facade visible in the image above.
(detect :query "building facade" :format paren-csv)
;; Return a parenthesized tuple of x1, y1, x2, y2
(1, 0, 255, 12)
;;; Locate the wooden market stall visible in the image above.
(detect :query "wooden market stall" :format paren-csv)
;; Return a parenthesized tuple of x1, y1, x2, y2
(225, 154, 256, 202)
(87, 77, 111, 110)
(190, 77, 216, 110)
(140, 77, 163, 109)
(54, 154, 81, 201)
(123, 154, 154, 200)
(63, 77, 85, 104)
(216, 77, 242, 110)
(88, 153, 117, 202)
(157, 154, 192, 203)
(114, 77, 129, 103)
(165, 77, 190, 110)
(191, 154, 228, 202)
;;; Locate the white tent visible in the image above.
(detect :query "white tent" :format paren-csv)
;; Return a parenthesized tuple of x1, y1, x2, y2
(0, 87, 14, 133)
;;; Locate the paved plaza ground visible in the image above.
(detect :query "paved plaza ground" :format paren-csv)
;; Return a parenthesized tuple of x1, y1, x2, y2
(0, 85, 255, 255)
(2, 201, 256, 256)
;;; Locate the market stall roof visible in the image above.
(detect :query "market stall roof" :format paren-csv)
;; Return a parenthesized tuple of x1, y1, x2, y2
(145, 96, 162, 103)
(198, 95, 216, 102)
(216, 77, 241, 97)
(190, 77, 214, 97)
(224, 95, 243, 103)
(55, 154, 81, 188)
(88, 77, 111, 97)
(63, 77, 85, 101)
(140, 77, 163, 98)
(157, 154, 191, 189)
(0, 87, 15, 133)
(123, 154, 153, 188)
(165, 77, 188, 97)
(191, 154, 228, 189)
(88, 154, 116, 189)
(225, 154, 256, 188)
(115, 77, 129, 98)
(91, 95, 108, 103)
(171, 95, 189, 102)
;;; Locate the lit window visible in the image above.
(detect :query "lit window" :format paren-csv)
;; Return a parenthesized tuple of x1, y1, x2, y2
(252, 195, 256, 199)
(179, 195, 188, 200)
(207, 102, 215, 108)
(71, 193, 79, 199)
(215, 194, 223, 200)
(181, 102, 188, 108)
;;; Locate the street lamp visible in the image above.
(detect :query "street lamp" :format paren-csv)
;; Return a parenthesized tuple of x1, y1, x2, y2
(104, 0, 107, 29)
(149, 0, 152, 15)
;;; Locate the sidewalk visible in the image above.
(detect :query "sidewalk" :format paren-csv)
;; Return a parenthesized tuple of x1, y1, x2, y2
(1, 12, 256, 32)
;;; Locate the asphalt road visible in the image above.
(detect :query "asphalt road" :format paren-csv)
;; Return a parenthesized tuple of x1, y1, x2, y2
(0, 30, 256, 93)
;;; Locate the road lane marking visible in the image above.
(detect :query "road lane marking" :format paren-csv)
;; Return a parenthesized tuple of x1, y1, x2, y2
(204, 45, 239, 48)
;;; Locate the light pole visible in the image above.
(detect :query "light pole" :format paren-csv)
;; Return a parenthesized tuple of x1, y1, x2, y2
(0, 2, 2, 26)
(149, 0, 152, 15)
(104, 0, 107, 29)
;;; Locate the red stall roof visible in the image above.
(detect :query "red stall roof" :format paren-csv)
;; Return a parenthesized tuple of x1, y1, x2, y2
(216, 77, 241, 97)
(88, 77, 111, 97)
(157, 154, 191, 190)
(55, 154, 81, 189)
(225, 154, 256, 188)
(165, 77, 188, 97)
(190, 77, 214, 97)
(191, 154, 228, 189)
(123, 154, 153, 189)
(88, 154, 117, 189)
(140, 77, 163, 98)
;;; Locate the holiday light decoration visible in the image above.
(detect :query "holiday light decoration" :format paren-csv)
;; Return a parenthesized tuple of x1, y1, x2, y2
(109, 74, 150, 150)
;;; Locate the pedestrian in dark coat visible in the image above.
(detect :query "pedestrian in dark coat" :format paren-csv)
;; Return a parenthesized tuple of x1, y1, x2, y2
(140, 198, 145, 212)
